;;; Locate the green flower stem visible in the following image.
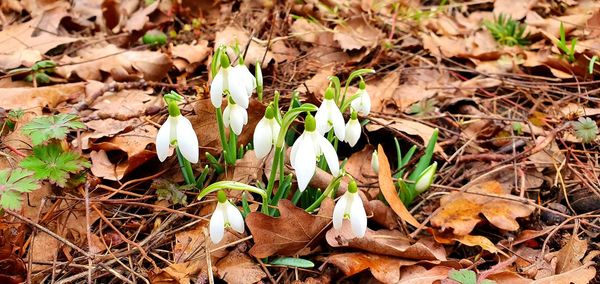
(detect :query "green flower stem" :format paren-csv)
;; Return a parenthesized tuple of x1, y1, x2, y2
(229, 129, 238, 163)
(305, 175, 343, 212)
(340, 69, 374, 107)
(261, 104, 318, 214)
(197, 181, 267, 201)
(176, 147, 195, 186)
(291, 189, 303, 205)
(215, 108, 234, 165)
(262, 146, 283, 213)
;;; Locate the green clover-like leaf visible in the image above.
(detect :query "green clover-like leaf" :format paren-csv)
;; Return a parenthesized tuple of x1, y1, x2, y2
(20, 144, 90, 187)
(21, 114, 85, 145)
(0, 168, 40, 211)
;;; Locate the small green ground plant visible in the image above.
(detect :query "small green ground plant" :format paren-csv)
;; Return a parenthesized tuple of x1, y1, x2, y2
(483, 14, 529, 46)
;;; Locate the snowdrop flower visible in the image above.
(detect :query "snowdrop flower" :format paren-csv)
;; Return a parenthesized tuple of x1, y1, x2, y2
(344, 110, 361, 147)
(223, 100, 248, 135)
(371, 150, 379, 173)
(210, 54, 252, 109)
(156, 97, 199, 163)
(351, 81, 370, 116)
(333, 180, 367, 237)
(234, 64, 256, 97)
(414, 162, 437, 193)
(210, 191, 245, 244)
(291, 114, 340, 191)
(253, 106, 281, 159)
(315, 87, 345, 140)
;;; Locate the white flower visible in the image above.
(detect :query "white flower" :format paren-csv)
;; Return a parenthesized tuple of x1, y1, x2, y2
(234, 64, 256, 97)
(156, 114, 199, 163)
(223, 102, 248, 135)
(315, 87, 345, 140)
(290, 114, 340, 191)
(371, 150, 379, 173)
(253, 108, 280, 159)
(333, 180, 367, 237)
(210, 56, 253, 109)
(209, 195, 245, 244)
(414, 162, 437, 193)
(351, 85, 371, 116)
(344, 115, 361, 147)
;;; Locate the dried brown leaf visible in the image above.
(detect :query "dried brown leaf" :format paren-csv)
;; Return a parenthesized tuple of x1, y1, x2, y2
(333, 17, 382, 50)
(326, 226, 446, 261)
(246, 199, 334, 258)
(430, 180, 534, 235)
(215, 249, 266, 284)
(0, 83, 85, 114)
(0, 17, 78, 54)
(376, 144, 421, 228)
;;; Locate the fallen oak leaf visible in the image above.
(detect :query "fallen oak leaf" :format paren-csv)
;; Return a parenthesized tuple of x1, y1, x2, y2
(429, 229, 507, 255)
(430, 180, 534, 235)
(377, 144, 421, 228)
(326, 226, 446, 261)
(246, 199, 333, 258)
(215, 249, 266, 284)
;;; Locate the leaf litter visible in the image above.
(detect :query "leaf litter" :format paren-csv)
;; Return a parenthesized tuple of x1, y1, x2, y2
(0, 0, 599, 283)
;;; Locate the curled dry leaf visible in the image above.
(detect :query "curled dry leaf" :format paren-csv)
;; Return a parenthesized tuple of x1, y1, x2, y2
(328, 253, 421, 284)
(0, 83, 85, 114)
(345, 145, 378, 186)
(172, 41, 211, 72)
(328, 252, 458, 284)
(0, 17, 78, 54)
(56, 44, 172, 81)
(326, 226, 446, 261)
(376, 144, 421, 228)
(232, 150, 264, 185)
(430, 180, 534, 236)
(430, 229, 505, 255)
(215, 249, 266, 284)
(214, 26, 273, 68)
(368, 200, 398, 230)
(368, 118, 444, 154)
(333, 17, 383, 50)
(246, 199, 334, 258)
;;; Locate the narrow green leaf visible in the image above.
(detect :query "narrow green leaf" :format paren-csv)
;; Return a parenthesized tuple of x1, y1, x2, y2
(270, 257, 315, 268)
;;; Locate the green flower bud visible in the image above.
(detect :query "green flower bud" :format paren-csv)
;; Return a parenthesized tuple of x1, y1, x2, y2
(359, 80, 366, 90)
(217, 190, 227, 203)
(220, 53, 230, 69)
(305, 114, 316, 132)
(265, 105, 275, 119)
(348, 179, 358, 193)
(324, 87, 335, 100)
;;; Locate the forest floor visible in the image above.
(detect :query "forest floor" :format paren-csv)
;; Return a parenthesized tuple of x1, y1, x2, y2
(1, 0, 600, 283)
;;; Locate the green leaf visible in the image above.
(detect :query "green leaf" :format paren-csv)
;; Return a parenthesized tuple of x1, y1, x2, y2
(448, 269, 477, 284)
(270, 257, 314, 268)
(20, 144, 90, 187)
(0, 168, 39, 211)
(151, 179, 188, 206)
(21, 114, 85, 145)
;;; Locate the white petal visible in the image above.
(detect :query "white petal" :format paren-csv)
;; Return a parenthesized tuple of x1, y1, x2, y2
(328, 102, 346, 141)
(223, 104, 232, 127)
(235, 65, 256, 95)
(209, 204, 225, 243)
(332, 193, 348, 230)
(344, 119, 361, 147)
(317, 135, 340, 177)
(314, 104, 330, 135)
(270, 120, 281, 143)
(176, 116, 199, 163)
(360, 91, 371, 115)
(155, 117, 173, 162)
(226, 202, 245, 233)
(230, 106, 246, 135)
(290, 133, 305, 169)
(253, 118, 272, 159)
(210, 71, 224, 108)
(350, 193, 367, 238)
(228, 74, 249, 109)
(294, 137, 316, 191)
